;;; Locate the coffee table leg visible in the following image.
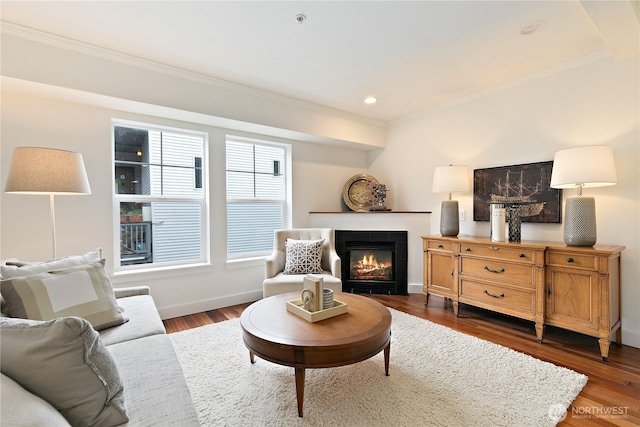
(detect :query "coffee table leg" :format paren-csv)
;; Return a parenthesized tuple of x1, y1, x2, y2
(384, 341, 390, 376)
(249, 351, 255, 364)
(295, 367, 305, 417)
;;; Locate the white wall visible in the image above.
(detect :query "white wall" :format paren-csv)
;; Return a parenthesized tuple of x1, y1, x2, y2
(0, 89, 370, 319)
(369, 55, 640, 347)
(1, 30, 638, 348)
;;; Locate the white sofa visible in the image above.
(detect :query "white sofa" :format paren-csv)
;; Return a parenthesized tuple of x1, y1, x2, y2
(1, 284, 199, 426)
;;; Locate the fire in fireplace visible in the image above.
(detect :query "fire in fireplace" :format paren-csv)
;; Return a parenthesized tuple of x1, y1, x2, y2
(336, 230, 408, 295)
(349, 249, 394, 281)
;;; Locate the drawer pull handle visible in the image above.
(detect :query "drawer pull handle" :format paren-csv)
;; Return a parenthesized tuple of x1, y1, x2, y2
(483, 289, 505, 299)
(567, 257, 574, 263)
(437, 244, 444, 249)
(519, 253, 525, 258)
(465, 247, 471, 252)
(483, 265, 505, 274)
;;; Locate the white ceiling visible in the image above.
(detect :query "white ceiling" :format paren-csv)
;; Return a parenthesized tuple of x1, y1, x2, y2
(1, 1, 638, 122)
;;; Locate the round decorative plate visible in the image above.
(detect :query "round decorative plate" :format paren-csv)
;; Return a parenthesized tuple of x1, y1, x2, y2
(342, 174, 378, 212)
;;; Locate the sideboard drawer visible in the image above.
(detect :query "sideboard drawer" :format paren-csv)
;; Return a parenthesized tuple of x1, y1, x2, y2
(460, 257, 535, 287)
(460, 244, 535, 263)
(426, 240, 453, 252)
(546, 252, 598, 270)
(460, 279, 535, 315)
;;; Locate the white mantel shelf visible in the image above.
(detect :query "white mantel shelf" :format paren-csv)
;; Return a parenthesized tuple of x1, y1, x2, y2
(309, 211, 432, 294)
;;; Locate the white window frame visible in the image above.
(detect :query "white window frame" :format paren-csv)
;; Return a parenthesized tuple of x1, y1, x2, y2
(226, 135, 292, 261)
(112, 119, 209, 273)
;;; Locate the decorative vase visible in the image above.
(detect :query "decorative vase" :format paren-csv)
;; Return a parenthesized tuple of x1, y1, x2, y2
(508, 206, 521, 242)
(490, 203, 506, 242)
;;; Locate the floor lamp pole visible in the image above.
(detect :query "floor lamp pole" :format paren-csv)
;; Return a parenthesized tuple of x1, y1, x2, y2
(50, 194, 57, 259)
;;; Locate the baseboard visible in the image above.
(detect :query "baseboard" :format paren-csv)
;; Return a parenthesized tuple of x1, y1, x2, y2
(158, 290, 263, 320)
(407, 283, 422, 294)
(159, 285, 424, 321)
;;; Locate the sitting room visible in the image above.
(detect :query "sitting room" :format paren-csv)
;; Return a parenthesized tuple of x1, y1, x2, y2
(1, 2, 639, 426)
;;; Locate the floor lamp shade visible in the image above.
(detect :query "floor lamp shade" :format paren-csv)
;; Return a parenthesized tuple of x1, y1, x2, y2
(550, 145, 616, 247)
(433, 165, 470, 237)
(4, 147, 92, 258)
(5, 147, 91, 195)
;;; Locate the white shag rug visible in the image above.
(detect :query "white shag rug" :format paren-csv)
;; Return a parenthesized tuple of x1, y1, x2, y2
(170, 308, 587, 427)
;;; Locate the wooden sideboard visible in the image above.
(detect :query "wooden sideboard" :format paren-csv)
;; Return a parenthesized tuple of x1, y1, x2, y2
(422, 235, 625, 360)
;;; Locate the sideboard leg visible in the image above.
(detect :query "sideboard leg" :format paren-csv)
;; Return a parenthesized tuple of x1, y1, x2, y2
(598, 338, 611, 362)
(535, 322, 544, 343)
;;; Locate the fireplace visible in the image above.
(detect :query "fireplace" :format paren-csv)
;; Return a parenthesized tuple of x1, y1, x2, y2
(335, 230, 408, 295)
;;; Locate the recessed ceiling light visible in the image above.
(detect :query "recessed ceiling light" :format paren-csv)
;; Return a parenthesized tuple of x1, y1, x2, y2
(295, 14, 306, 24)
(520, 21, 546, 35)
(364, 96, 378, 104)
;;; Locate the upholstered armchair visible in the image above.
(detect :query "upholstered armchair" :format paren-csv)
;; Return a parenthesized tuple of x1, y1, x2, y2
(263, 228, 342, 298)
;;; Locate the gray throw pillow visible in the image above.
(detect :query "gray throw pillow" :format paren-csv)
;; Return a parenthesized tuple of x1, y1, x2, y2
(0, 248, 102, 279)
(1, 373, 71, 426)
(1, 260, 126, 330)
(0, 316, 128, 427)
(283, 238, 324, 274)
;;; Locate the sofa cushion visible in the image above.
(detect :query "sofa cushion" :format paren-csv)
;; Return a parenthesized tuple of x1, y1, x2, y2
(1, 260, 126, 331)
(1, 373, 71, 427)
(100, 295, 166, 346)
(283, 238, 324, 274)
(0, 248, 102, 279)
(107, 334, 199, 426)
(0, 316, 128, 427)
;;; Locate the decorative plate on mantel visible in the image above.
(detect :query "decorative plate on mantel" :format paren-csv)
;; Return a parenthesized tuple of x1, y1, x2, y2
(342, 174, 378, 212)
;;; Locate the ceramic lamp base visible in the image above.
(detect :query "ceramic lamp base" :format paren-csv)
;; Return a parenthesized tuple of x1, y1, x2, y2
(564, 196, 597, 247)
(440, 200, 459, 236)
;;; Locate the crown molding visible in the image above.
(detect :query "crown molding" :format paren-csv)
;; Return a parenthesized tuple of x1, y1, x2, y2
(0, 20, 385, 128)
(390, 48, 612, 126)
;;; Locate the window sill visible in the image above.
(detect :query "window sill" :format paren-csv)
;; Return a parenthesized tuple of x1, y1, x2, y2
(112, 262, 211, 284)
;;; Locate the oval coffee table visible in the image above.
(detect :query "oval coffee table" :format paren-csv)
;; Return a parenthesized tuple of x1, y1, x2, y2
(240, 292, 392, 417)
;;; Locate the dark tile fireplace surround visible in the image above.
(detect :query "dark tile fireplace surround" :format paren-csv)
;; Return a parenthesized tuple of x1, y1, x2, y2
(335, 230, 408, 295)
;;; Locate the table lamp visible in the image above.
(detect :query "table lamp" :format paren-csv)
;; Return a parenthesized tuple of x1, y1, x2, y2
(550, 145, 616, 247)
(432, 165, 470, 236)
(5, 147, 92, 258)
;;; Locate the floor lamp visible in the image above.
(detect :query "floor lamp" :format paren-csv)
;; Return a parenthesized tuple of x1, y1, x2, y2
(550, 145, 617, 247)
(432, 165, 470, 237)
(4, 147, 92, 259)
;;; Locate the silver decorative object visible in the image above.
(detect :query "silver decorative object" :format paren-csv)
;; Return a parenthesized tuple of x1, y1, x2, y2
(369, 183, 390, 211)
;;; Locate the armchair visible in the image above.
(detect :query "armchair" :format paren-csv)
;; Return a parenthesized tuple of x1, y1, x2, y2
(263, 228, 342, 298)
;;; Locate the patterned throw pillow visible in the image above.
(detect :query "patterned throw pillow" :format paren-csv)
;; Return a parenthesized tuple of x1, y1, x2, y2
(0, 260, 127, 330)
(283, 238, 324, 274)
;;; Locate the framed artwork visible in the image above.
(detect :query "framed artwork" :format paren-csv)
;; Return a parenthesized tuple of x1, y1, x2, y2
(473, 161, 562, 223)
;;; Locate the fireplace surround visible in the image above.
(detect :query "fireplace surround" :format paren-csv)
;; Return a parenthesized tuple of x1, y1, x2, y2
(335, 230, 408, 295)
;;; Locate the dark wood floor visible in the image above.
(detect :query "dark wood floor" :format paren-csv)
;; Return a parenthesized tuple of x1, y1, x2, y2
(163, 293, 640, 426)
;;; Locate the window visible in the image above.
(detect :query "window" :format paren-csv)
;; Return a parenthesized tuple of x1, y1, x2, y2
(113, 121, 207, 269)
(226, 137, 290, 259)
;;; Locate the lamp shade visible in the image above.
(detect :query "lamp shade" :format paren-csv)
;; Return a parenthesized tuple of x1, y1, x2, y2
(550, 145, 617, 190)
(5, 147, 91, 195)
(432, 165, 470, 194)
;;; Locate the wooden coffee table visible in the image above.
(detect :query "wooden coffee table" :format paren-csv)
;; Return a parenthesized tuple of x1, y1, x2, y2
(240, 292, 392, 417)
